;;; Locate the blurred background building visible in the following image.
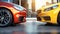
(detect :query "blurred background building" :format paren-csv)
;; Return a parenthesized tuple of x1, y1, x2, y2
(0, 0, 60, 17)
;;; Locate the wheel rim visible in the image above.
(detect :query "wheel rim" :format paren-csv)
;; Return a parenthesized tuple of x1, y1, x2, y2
(0, 10, 10, 26)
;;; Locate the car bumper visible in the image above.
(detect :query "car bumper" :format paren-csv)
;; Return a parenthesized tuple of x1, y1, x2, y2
(14, 11, 26, 24)
(37, 13, 57, 24)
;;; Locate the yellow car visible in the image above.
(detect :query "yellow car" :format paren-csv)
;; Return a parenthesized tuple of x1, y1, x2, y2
(37, 3, 60, 25)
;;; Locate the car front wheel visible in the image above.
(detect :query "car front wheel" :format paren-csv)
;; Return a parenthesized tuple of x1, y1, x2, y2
(57, 12, 60, 25)
(0, 8, 13, 27)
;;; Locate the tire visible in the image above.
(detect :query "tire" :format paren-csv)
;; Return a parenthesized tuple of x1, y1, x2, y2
(45, 23, 52, 26)
(45, 23, 57, 26)
(0, 8, 13, 27)
(57, 12, 60, 25)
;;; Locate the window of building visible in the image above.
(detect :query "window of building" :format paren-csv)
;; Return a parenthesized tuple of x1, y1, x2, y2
(53, 0, 57, 3)
(58, 0, 60, 2)
(1, 0, 8, 2)
(13, 0, 19, 5)
(1, 0, 13, 2)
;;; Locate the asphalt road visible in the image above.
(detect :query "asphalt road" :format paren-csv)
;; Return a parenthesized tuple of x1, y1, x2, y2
(0, 18, 60, 34)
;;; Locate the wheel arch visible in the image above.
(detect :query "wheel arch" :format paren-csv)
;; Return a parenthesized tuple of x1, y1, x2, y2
(57, 11, 60, 17)
(57, 11, 60, 24)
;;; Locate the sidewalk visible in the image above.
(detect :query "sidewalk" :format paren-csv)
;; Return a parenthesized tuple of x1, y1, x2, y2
(21, 18, 46, 25)
(26, 18, 37, 21)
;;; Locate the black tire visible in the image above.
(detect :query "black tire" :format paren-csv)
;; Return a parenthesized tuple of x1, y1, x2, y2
(45, 23, 52, 26)
(0, 8, 13, 27)
(45, 23, 57, 26)
(57, 12, 60, 25)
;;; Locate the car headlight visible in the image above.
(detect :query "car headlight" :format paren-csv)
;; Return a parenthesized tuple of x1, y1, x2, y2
(13, 4, 25, 11)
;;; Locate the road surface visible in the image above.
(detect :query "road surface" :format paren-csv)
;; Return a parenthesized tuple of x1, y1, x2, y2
(0, 18, 60, 34)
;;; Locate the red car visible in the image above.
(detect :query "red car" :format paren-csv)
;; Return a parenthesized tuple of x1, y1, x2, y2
(0, 2, 26, 27)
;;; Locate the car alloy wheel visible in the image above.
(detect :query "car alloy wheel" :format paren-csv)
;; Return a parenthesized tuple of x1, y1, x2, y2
(0, 8, 13, 27)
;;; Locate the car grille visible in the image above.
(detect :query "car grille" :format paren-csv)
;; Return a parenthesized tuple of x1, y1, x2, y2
(37, 17, 41, 21)
(19, 16, 24, 22)
(43, 16, 50, 21)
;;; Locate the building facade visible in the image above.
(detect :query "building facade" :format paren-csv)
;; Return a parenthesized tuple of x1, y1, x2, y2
(0, 0, 60, 17)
